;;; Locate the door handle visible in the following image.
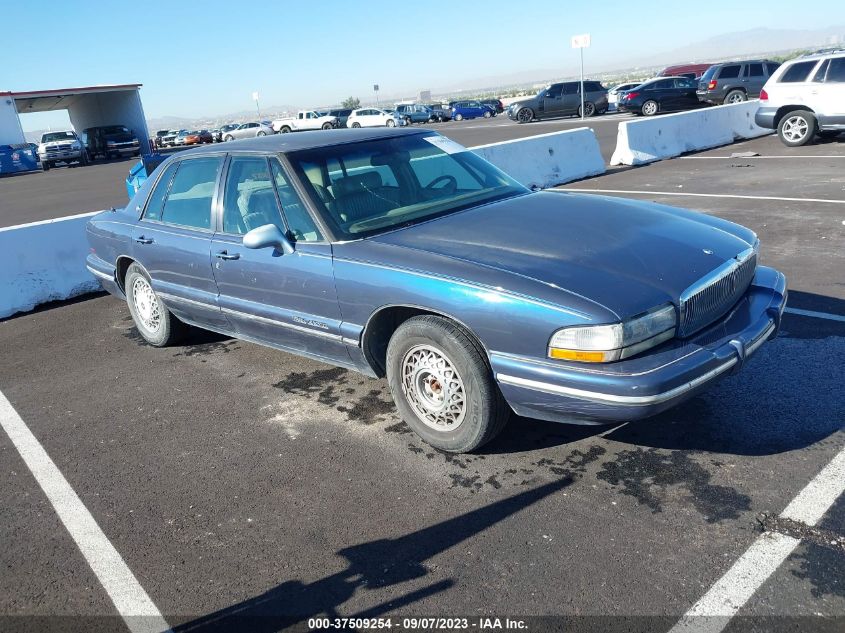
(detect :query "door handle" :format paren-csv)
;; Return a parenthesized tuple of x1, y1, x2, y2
(215, 251, 240, 260)
(135, 236, 153, 244)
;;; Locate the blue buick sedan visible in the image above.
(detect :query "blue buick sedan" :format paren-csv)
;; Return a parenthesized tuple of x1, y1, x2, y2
(86, 128, 786, 453)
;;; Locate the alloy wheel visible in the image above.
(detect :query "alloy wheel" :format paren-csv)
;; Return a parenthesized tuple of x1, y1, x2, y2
(401, 344, 467, 431)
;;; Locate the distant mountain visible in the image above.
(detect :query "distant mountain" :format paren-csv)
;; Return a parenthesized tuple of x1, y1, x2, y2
(634, 26, 845, 66)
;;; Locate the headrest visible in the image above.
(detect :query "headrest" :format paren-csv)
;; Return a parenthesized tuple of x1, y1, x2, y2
(333, 171, 383, 196)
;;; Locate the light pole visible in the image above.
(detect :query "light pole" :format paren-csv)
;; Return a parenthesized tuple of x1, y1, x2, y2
(571, 33, 591, 120)
(373, 84, 380, 108)
(252, 91, 261, 120)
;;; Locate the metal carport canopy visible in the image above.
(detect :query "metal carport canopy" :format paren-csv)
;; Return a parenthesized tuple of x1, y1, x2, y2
(2, 84, 151, 154)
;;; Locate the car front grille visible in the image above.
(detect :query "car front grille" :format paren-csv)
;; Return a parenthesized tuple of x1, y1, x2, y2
(678, 247, 757, 337)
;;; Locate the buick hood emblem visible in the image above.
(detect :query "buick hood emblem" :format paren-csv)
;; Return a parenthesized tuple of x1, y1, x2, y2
(703, 249, 714, 255)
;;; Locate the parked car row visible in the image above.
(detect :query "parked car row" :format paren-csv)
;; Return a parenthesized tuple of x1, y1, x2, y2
(155, 128, 216, 148)
(37, 125, 141, 170)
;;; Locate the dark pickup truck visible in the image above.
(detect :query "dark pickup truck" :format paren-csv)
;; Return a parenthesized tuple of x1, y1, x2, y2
(84, 125, 141, 160)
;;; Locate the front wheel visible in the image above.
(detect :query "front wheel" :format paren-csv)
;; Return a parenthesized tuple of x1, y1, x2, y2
(386, 316, 510, 453)
(386, 119, 396, 127)
(516, 107, 533, 123)
(280, 126, 291, 134)
(224, 135, 234, 142)
(778, 110, 816, 147)
(125, 263, 186, 347)
(351, 122, 361, 128)
(322, 122, 333, 130)
(641, 100, 659, 116)
(256, 131, 266, 136)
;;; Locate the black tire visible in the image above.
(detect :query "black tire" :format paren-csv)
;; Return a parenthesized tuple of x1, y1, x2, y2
(125, 263, 186, 347)
(777, 110, 816, 147)
(256, 131, 266, 137)
(579, 101, 596, 117)
(224, 135, 234, 141)
(386, 315, 510, 453)
(351, 122, 361, 128)
(280, 126, 291, 134)
(386, 119, 396, 127)
(723, 89, 746, 105)
(516, 107, 533, 123)
(641, 100, 659, 116)
(454, 113, 463, 121)
(42, 161, 50, 171)
(483, 110, 492, 118)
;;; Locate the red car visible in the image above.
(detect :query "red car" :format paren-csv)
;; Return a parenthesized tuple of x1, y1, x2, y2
(183, 130, 214, 145)
(657, 63, 713, 80)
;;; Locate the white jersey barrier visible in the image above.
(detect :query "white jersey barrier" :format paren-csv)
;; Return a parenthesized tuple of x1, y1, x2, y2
(0, 212, 99, 319)
(0, 128, 606, 319)
(471, 127, 605, 190)
(610, 101, 770, 166)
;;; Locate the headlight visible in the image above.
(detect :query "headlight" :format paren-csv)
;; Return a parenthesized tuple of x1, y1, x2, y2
(548, 304, 677, 363)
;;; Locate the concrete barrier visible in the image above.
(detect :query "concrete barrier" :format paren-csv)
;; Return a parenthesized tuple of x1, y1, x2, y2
(0, 128, 607, 318)
(0, 212, 99, 319)
(610, 101, 771, 166)
(471, 127, 606, 189)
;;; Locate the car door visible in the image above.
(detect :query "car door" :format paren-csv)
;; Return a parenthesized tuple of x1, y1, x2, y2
(133, 155, 230, 329)
(742, 62, 765, 97)
(541, 84, 564, 117)
(651, 79, 677, 110)
(674, 77, 699, 108)
(813, 56, 845, 126)
(209, 154, 349, 362)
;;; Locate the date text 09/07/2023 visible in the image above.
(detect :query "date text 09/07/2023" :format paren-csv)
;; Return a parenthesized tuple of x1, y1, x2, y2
(308, 617, 528, 630)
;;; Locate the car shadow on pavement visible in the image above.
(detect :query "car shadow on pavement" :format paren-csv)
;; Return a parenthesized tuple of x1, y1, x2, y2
(170, 478, 571, 631)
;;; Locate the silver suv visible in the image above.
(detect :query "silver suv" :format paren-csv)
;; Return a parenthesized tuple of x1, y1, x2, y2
(755, 52, 845, 146)
(697, 60, 780, 104)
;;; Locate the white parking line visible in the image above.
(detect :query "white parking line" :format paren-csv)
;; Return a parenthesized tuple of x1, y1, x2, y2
(784, 307, 845, 323)
(0, 390, 170, 633)
(668, 447, 845, 633)
(558, 188, 845, 205)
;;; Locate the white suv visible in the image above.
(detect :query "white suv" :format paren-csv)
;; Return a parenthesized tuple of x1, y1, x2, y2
(755, 51, 845, 146)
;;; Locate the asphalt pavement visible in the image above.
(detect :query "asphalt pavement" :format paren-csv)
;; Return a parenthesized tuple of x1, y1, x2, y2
(0, 131, 843, 631)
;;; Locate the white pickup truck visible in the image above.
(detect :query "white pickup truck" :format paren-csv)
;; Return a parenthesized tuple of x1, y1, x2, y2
(271, 110, 338, 133)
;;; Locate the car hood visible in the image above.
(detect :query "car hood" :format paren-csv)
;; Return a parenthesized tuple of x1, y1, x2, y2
(104, 131, 136, 142)
(368, 191, 756, 319)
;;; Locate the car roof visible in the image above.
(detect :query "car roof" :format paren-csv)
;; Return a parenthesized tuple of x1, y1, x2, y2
(180, 127, 425, 155)
(792, 50, 845, 61)
(709, 59, 773, 66)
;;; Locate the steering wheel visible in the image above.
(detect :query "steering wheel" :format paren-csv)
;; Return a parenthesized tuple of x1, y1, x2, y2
(425, 174, 458, 195)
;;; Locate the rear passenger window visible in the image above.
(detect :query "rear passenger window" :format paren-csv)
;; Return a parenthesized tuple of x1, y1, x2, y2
(744, 63, 764, 77)
(718, 65, 741, 79)
(766, 63, 780, 75)
(779, 61, 817, 83)
(827, 58, 845, 83)
(812, 60, 830, 82)
(160, 157, 221, 230)
(562, 83, 578, 95)
(143, 161, 179, 221)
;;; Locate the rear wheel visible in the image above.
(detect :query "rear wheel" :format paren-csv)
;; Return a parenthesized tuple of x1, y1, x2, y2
(125, 263, 186, 347)
(322, 122, 333, 130)
(351, 122, 361, 128)
(483, 110, 492, 118)
(256, 131, 266, 136)
(778, 110, 816, 147)
(224, 135, 234, 141)
(280, 126, 291, 134)
(724, 89, 746, 104)
(578, 101, 596, 117)
(454, 113, 463, 121)
(641, 100, 659, 116)
(386, 316, 510, 453)
(516, 107, 533, 123)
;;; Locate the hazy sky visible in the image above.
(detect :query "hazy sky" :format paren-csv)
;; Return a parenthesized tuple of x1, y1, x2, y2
(6, 0, 844, 131)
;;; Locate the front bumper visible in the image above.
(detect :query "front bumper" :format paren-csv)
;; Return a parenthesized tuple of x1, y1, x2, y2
(492, 266, 787, 425)
(754, 106, 777, 130)
(39, 149, 84, 162)
(107, 143, 140, 154)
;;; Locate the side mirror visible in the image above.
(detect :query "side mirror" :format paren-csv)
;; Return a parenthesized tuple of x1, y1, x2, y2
(243, 224, 295, 255)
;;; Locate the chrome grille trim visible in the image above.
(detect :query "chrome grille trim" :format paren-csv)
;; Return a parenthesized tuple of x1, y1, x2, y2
(678, 247, 756, 337)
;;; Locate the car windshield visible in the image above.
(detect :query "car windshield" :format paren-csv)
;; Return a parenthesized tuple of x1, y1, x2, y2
(700, 66, 717, 82)
(102, 126, 130, 134)
(286, 133, 528, 240)
(41, 131, 76, 142)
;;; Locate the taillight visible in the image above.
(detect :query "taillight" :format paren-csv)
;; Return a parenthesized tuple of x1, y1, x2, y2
(625, 92, 639, 100)
(708, 80, 717, 90)
(760, 88, 768, 101)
